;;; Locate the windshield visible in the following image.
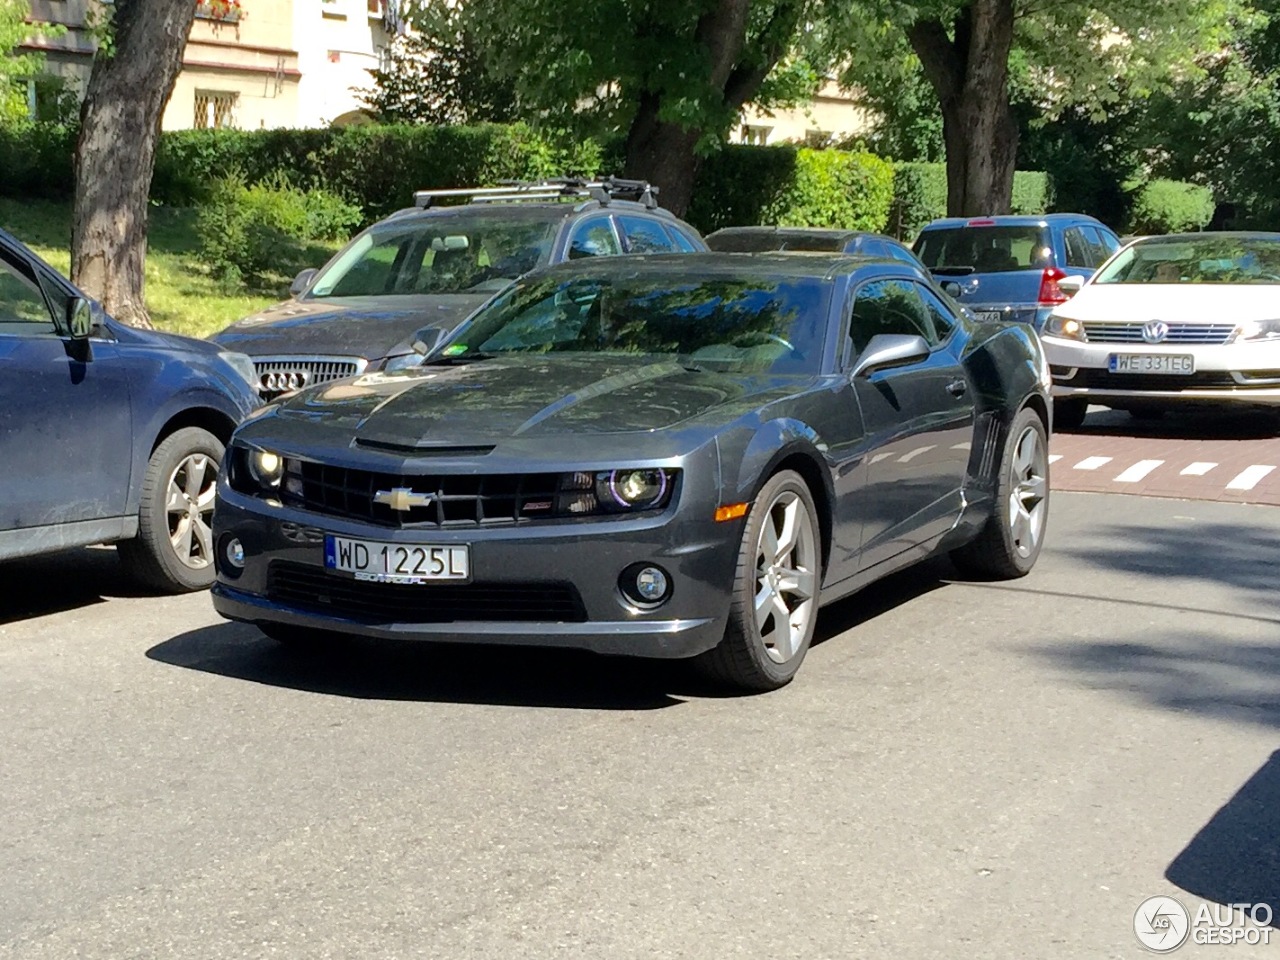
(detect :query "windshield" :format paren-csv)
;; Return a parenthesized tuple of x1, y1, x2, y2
(446, 273, 832, 375)
(914, 225, 1052, 275)
(708, 232, 844, 253)
(307, 210, 561, 299)
(1093, 237, 1280, 284)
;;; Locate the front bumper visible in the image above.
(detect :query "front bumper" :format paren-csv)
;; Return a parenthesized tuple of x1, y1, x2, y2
(211, 483, 739, 660)
(1043, 335, 1280, 406)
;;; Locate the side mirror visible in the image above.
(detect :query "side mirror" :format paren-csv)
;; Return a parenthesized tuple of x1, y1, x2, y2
(1056, 275, 1085, 296)
(851, 334, 931, 378)
(290, 268, 318, 297)
(67, 297, 94, 340)
(411, 325, 447, 357)
(940, 280, 963, 298)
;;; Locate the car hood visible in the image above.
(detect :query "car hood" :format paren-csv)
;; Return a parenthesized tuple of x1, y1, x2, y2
(267, 354, 802, 448)
(1056, 283, 1280, 323)
(209, 294, 492, 360)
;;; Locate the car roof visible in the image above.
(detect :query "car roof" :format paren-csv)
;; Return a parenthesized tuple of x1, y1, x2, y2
(523, 251, 919, 284)
(707, 226, 878, 240)
(382, 199, 683, 224)
(1131, 231, 1280, 243)
(920, 213, 1104, 230)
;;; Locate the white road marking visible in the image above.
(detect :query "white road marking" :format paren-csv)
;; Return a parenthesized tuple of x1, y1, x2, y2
(870, 452, 895, 464)
(1048, 454, 1063, 464)
(898, 446, 936, 463)
(1114, 459, 1164, 483)
(1225, 465, 1277, 491)
(951, 442, 971, 451)
(1073, 456, 1113, 471)
(1180, 462, 1218, 476)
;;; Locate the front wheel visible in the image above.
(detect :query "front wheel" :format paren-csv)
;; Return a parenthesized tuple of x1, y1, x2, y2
(117, 427, 224, 593)
(950, 408, 1050, 580)
(695, 470, 821, 692)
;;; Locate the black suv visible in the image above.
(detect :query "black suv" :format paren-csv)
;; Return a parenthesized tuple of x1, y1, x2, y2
(211, 178, 707, 398)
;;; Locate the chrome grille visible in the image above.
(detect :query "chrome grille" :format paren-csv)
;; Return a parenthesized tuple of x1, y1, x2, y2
(1081, 323, 1235, 344)
(253, 356, 367, 397)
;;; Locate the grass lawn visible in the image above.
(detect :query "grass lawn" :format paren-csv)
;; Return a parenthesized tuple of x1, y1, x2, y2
(0, 199, 341, 340)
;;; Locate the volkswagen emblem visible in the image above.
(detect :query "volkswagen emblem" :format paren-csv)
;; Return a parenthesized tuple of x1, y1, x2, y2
(373, 487, 435, 512)
(1141, 320, 1170, 344)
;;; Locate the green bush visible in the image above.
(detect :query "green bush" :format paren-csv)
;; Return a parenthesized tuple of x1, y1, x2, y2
(197, 170, 361, 290)
(1126, 179, 1214, 234)
(686, 144, 894, 234)
(884, 163, 1051, 241)
(0, 121, 76, 199)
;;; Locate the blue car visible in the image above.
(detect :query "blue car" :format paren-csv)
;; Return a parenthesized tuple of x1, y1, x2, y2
(913, 214, 1121, 331)
(0, 228, 260, 592)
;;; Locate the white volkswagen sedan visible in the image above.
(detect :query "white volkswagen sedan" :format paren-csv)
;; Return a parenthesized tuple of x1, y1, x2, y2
(1041, 233, 1280, 427)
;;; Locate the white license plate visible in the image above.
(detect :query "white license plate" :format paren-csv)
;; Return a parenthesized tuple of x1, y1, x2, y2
(324, 535, 469, 583)
(977, 311, 1004, 323)
(1108, 354, 1195, 375)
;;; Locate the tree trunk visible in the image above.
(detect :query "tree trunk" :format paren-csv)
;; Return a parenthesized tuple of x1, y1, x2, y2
(909, 0, 1019, 217)
(622, 0, 801, 218)
(72, 0, 197, 328)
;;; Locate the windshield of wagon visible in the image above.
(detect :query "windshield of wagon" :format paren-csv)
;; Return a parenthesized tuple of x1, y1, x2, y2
(445, 272, 832, 375)
(307, 209, 562, 299)
(1093, 237, 1280, 284)
(914, 225, 1052, 275)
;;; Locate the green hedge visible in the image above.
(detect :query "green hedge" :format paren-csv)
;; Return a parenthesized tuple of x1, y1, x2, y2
(1126, 179, 1215, 234)
(0, 122, 76, 199)
(687, 144, 895, 234)
(886, 163, 1052, 241)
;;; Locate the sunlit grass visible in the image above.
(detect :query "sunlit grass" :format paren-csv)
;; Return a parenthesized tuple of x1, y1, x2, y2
(0, 199, 341, 339)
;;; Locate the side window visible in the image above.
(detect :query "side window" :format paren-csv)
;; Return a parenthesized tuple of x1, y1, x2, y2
(847, 278, 937, 360)
(915, 283, 957, 341)
(1083, 226, 1118, 265)
(0, 254, 56, 334)
(1063, 228, 1093, 268)
(567, 218, 621, 259)
(618, 216, 677, 254)
(666, 226, 700, 253)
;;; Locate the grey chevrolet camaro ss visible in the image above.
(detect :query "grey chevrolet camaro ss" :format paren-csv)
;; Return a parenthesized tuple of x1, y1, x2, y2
(211, 253, 1052, 691)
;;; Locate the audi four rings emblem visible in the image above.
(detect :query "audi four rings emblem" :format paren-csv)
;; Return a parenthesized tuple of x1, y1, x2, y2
(1142, 320, 1170, 344)
(260, 370, 311, 392)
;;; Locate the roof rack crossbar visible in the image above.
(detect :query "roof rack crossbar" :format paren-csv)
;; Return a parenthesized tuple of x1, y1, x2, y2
(412, 176, 660, 210)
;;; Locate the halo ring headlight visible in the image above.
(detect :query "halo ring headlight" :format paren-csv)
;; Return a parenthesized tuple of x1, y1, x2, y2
(249, 449, 284, 488)
(599, 469, 669, 510)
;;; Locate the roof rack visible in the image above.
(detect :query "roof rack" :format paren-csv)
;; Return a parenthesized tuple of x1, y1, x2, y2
(412, 176, 660, 210)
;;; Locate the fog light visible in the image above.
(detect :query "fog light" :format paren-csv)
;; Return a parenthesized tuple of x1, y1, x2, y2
(620, 563, 671, 607)
(225, 537, 245, 569)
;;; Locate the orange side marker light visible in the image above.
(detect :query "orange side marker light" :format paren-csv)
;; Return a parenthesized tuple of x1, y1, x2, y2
(714, 503, 749, 522)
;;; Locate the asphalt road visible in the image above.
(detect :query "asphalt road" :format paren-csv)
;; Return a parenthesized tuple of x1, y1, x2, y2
(2, 491, 1279, 959)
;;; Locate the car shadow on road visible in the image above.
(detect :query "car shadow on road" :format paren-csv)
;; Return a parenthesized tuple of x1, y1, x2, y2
(148, 622, 714, 710)
(0, 546, 148, 625)
(812, 556, 953, 647)
(1060, 407, 1279, 441)
(1166, 749, 1280, 928)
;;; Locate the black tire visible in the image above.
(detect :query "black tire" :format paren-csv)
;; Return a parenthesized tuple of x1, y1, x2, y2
(117, 426, 224, 594)
(1053, 398, 1087, 430)
(695, 470, 821, 693)
(951, 407, 1050, 580)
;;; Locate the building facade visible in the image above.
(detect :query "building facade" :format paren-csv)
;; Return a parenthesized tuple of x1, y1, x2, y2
(733, 79, 875, 148)
(21, 0, 392, 130)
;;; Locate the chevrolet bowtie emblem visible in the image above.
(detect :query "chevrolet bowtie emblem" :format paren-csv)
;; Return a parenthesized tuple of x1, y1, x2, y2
(373, 487, 434, 511)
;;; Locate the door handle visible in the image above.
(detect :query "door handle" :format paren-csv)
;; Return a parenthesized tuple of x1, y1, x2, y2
(946, 379, 968, 398)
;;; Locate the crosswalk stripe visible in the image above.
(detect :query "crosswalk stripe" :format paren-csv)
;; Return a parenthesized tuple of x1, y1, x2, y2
(951, 442, 971, 451)
(1114, 459, 1164, 483)
(870, 452, 894, 464)
(1226, 465, 1277, 491)
(1073, 456, 1113, 471)
(1180, 462, 1218, 476)
(1048, 454, 1063, 464)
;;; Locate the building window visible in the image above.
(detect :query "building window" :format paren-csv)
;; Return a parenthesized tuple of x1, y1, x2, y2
(741, 124, 771, 146)
(195, 90, 238, 130)
(804, 129, 833, 148)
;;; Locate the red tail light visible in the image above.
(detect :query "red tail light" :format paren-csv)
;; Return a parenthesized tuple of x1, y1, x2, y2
(1038, 267, 1068, 305)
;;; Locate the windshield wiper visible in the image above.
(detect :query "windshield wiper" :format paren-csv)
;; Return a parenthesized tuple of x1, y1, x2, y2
(422, 352, 497, 365)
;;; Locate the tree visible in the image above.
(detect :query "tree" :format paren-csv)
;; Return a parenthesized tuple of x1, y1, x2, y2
(407, 0, 814, 216)
(833, 0, 1238, 217)
(71, 0, 198, 328)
